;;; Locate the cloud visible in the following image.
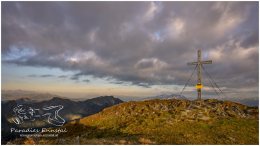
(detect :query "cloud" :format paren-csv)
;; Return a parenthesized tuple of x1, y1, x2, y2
(40, 74, 53, 78)
(28, 74, 37, 78)
(65, 114, 82, 121)
(143, 2, 162, 22)
(167, 17, 186, 39)
(82, 79, 90, 83)
(135, 58, 169, 70)
(2, 2, 258, 98)
(69, 74, 90, 83)
(70, 75, 79, 81)
(58, 75, 67, 78)
(28, 74, 54, 78)
(2, 46, 36, 61)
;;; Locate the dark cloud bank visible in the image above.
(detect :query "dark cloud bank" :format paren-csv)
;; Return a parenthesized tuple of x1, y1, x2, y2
(2, 2, 259, 99)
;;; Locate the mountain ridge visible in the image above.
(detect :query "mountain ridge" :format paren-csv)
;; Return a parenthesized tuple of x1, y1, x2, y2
(12, 98, 258, 144)
(1, 95, 123, 144)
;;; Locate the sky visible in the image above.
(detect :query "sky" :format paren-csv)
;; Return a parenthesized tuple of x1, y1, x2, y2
(1, 2, 259, 100)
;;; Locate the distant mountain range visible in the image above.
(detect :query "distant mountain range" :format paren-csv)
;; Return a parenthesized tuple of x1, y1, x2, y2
(142, 93, 186, 100)
(142, 93, 259, 107)
(2, 90, 58, 101)
(1, 96, 123, 144)
(3, 90, 258, 107)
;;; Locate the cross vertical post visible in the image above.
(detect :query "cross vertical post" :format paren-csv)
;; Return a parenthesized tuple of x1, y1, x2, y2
(197, 50, 202, 100)
(187, 49, 212, 100)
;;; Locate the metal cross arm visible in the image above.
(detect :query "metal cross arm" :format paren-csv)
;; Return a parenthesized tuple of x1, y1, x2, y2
(187, 60, 212, 65)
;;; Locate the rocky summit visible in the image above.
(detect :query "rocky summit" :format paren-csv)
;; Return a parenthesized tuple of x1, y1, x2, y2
(9, 99, 259, 145)
(101, 99, 258, 122)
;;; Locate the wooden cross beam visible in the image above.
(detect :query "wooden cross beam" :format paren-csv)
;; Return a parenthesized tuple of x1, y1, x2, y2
(187, 49, 212, 100)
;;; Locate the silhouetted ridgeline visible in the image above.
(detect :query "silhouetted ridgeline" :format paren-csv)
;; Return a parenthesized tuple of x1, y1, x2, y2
(1, 96, 123, 144)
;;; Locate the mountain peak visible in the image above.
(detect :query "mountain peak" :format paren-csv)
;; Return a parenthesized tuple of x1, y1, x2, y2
(83, 98, 258, 123)
(50, 96, 64, 100)
(9, 98, 258, 144)
(86, 96, 123, 106)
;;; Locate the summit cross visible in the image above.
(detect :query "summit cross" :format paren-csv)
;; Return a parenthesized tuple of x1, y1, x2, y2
(187, 49, 212, 100)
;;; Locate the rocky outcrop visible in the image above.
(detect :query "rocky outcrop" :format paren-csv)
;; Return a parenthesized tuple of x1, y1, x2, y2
(104, 98, 258, 122)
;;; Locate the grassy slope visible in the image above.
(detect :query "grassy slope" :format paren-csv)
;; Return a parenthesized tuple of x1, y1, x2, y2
(77, 100, 259, 144)
(15, 99, 259, 144)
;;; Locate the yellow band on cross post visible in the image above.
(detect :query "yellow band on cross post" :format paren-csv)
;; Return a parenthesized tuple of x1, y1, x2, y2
(196, 84, 203, 89)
